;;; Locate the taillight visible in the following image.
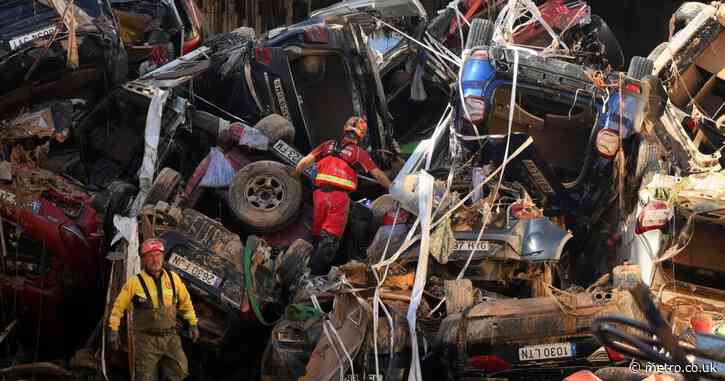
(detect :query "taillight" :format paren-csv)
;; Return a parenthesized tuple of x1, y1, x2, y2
(467, 355, 511, 373)
(604, 346, 625, 362)
(635, 200, 672, 234)
(462, 96, 486, 125)
(624, 83, 641, 94)
(303, 25, 329, 44)
(563, 370, 603, 381)
(383, 210, 410, 225)
(691, 312, 714, 334)
(595, 128, 620, 158)
(255, 47, 271, 65)
(511, 201, 542, 220)
(685, 117, 698, 132)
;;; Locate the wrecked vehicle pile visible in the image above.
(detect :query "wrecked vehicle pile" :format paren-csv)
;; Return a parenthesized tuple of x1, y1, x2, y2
(2, 0, 725, 380)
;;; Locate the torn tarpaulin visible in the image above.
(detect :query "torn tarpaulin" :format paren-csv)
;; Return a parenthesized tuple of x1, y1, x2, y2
(130, 87, 169, 215)
(199, 147, 236, 188)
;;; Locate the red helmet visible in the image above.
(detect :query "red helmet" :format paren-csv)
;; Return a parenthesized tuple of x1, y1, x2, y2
(141, 238, 165, 256)
(343, 116, 367, 141)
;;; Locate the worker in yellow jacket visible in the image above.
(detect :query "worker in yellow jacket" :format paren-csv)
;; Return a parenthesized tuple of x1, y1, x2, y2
(108, 238, 199, 381)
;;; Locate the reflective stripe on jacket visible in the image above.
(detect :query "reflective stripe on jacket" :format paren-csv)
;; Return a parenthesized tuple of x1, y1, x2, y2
(314, 155, 358, 191)
(108, 270, 198, 331)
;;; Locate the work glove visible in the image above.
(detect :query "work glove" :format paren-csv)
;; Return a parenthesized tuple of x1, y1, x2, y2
(107, 330, 121, 351)
(189, 325, 200, 343)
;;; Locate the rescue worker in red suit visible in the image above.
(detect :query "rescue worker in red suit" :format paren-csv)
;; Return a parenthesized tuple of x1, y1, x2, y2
(294, 116, 392, 275)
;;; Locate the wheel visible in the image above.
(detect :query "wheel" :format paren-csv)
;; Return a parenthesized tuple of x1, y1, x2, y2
(647, 42, 668, 62)
(255, 114, 295, 144)
(145, 167, 181, 205)
(633, 139, 664, 188)
(465, 18, 494, 50)
(623, 138, 664, 213)
(627, 56, 654, 80)
(228, 161, 302, 232)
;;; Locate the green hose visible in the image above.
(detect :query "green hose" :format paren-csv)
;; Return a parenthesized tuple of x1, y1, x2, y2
(243, 236, 277, 326)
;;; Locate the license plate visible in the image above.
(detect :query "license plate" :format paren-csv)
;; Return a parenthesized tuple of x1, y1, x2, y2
(454, 240, 490, 252)
(518, 342, 573, 361)
(168, 254, 221, 288)
(9, 25, 56, 51)
(271, 140, 314, 177)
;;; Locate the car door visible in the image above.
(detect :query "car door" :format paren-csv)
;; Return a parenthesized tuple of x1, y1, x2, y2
(248, 46, 311, 150)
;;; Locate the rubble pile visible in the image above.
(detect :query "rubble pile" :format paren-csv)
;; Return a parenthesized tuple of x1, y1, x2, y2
(1, 0, 725, 380)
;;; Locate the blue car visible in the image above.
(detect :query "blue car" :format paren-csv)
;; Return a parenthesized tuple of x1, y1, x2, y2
(444, 22, 657, 281)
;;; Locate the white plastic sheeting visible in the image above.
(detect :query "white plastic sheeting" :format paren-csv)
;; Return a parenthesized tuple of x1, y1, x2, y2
(199, 147, 236, 188)
(104, 88, 169, 380)
(405, 171, 434, 381)
(131, 88, 170, 215)
(492, 0, 568, 52)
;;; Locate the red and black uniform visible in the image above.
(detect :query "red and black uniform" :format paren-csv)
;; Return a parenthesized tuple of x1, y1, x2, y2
(309, 139, 378, 275)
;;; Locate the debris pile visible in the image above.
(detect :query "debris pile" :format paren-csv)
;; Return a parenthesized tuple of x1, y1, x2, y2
(1, 0, 725, 380)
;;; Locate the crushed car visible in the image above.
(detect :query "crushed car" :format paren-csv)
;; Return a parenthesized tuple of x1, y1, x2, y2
(0, 161, 135, 357)
(0, 0, 127, 115)
(619, 0, 725, 347)
(111, 0, 204, 76)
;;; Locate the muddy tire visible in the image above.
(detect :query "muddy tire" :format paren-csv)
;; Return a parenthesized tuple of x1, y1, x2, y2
(633, 139, 664, 185)
(627, 56, 654, 80)
(465, 19, 494, 50)
(255, 114, 295, 144)
(229, 161, 302, 232)
(145, 167, 181, 206)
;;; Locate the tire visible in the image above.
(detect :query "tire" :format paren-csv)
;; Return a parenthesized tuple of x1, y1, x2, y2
(465, 18, 494, 50)
(633, 139, 664, 187)
(647, 42, 668, 62)
(627, 56, 654, 80)
(228, 161, 302, 232)
(624, 138, 664, 212)
(145, 167, 181, 206)
(255, 114, 295, 144)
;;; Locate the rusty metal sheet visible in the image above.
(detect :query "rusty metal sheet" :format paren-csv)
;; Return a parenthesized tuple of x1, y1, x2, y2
(302, 294, 370, 381)
(438, 290, 637, 346)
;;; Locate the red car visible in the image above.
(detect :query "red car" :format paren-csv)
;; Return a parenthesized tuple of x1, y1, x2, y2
(0, 163, 135, 356)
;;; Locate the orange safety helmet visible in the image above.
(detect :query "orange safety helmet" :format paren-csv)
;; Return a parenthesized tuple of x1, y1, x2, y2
(141, 238, 165, 256)
(343, 116, 367, 141)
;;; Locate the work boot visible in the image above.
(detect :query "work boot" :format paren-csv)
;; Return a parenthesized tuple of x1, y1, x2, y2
(309, 231, 341, 276)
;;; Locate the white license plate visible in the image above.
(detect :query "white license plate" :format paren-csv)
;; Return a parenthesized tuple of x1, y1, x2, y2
(518, 342, 573, 361)
(9, 25, 56, 50)
(272, 139, 303, 164)
(168, 254, 221, 288)
(454, 240, 490, 252)
(272, 140, 314, 177)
